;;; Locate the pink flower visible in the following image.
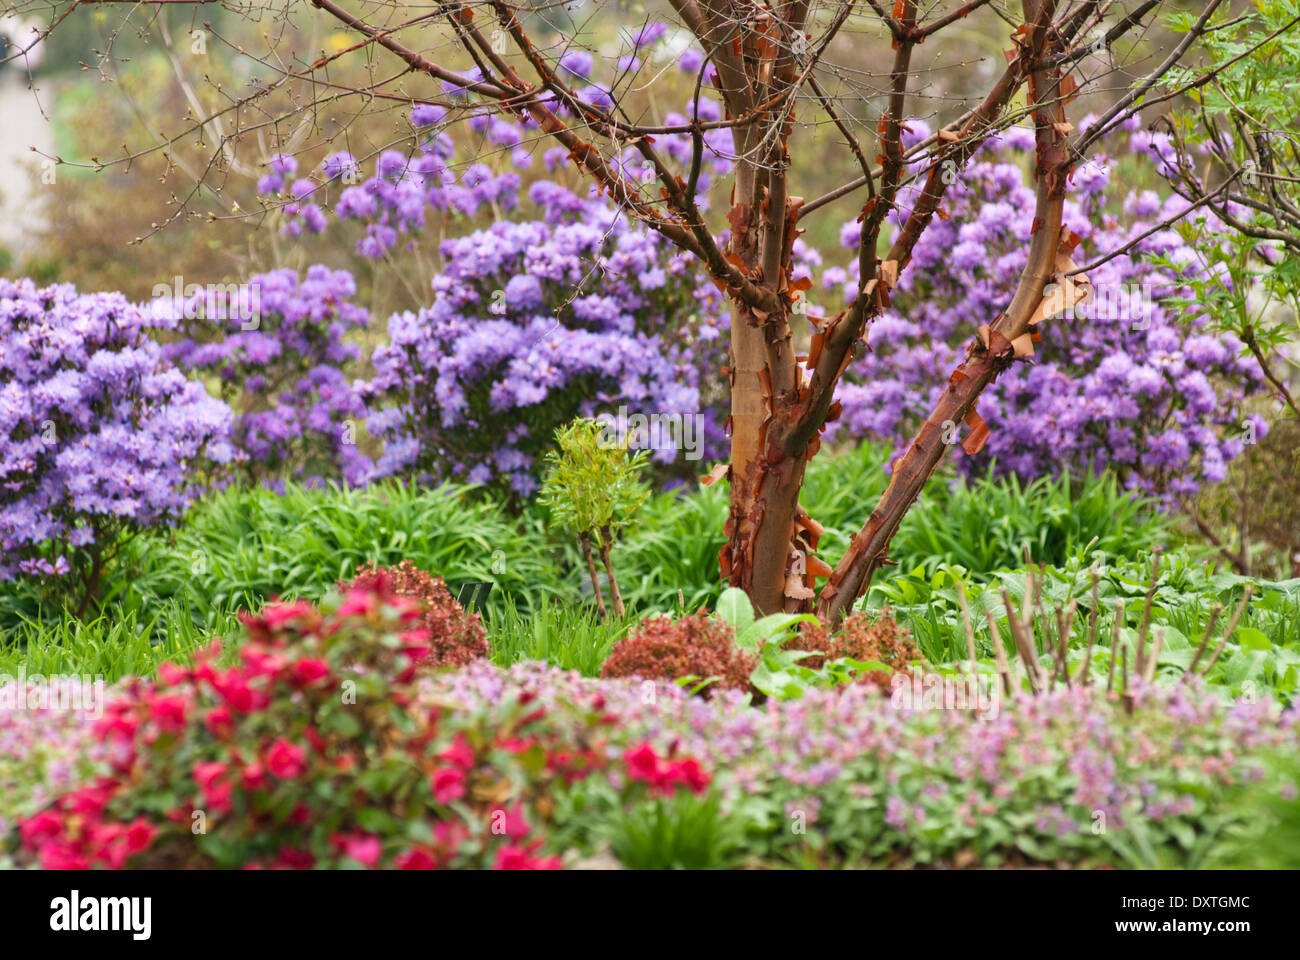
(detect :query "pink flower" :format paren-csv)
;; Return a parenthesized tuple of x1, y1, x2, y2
(338, 833, 382, 868)
(148, 694, 190, 733)
(290, 658, 331, 687)
(265, 739, 308, 780)
(430, 766, 466, 804)
(438, 733, 476, 771)
(395, 847, 439, 870)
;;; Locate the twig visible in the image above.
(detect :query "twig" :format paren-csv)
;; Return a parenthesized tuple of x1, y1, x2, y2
(985, 609, 1014, 697)
(956, 580, 979, 684)
(1186, 603, 1223, 676)
(1106, 599, 1125, 694)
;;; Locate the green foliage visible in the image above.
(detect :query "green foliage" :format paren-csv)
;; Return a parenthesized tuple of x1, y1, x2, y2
(613, 444, 1173, 615)
(873, 551, 1300, 703)
(1160, 0, 1300, 370)
(605, 790, 742, 870)
(0, 602, 244, 683)
(539, 418, 650, 542)
(0, 480, 561, 668)
(714, 587, 819, 700)
(1206, 751, 1300, 868)
(485, 599, 633, 677)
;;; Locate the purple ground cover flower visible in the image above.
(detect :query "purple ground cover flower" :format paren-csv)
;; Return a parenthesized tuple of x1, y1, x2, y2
(419, 661, 1297, 865)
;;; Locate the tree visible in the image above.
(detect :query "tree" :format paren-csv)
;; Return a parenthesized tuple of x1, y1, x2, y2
(7, 0, 1261, 622)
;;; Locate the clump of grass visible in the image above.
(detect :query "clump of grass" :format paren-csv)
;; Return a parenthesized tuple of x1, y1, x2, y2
(0, 600, 244, 683)
(486, 598, 634, 677)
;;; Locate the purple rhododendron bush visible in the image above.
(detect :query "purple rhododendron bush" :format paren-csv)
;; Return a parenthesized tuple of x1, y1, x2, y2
(0, 277, 234, 612)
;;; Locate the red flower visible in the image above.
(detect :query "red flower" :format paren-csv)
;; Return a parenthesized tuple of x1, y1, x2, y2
(337, 590, 376, 618)
(290, 658, 331, 687)
(148, 694, 190, 734)
(624, 742, 660, 784)
(211, 669, 266, 713)
(430, 766, 466, 804)
(64, 784, 113, 819)
(303, 725, 328, 753)
(157, 661, 190, 685)
(91, 705, 139, 743)
(241, 762, 268, 791)
(490, 802, 531, 839)
(395, 847, 439, 870)
(437, 732, 476, 771)
(37, 841, 89, 870)
(241, 644, 285, 678)
(18, 810, 63, 850)
(192, 761, 228, 792)
(272, 846, 316, 870)
(123, 818, 156, 856)
(205, 706, 235, 738)
(494, 842, 562, 870)
(258, 599, 315, 628)
(265, 739, 308, 780)
(671, 757, 712, 795)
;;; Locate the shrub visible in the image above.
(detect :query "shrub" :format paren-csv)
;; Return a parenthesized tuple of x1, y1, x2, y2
(540, 418, 650, 619)
(155, 265, 372, 486)
(0, 277, 234, 614)
(343, 560, 488, 668)
(6, 577, 597, 869)
(791, 612, 921, 691)
(351, 110, 733, 495)
(600, 612, 755, 696)
(825, 122, 1266, 505)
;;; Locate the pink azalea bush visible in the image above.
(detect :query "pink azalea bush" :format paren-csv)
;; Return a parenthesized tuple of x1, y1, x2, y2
(3, 580, 710, 870)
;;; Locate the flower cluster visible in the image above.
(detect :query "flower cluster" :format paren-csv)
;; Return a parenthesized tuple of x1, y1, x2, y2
(6, 579, 621, 870)
(7, 644, 1296, 868)
(0, 277, 233, 599)
(154, 266, 373, 487)
(623, 741, 711, 797)
(823, 118, 1266, 503)
(358, 179, 728, 494)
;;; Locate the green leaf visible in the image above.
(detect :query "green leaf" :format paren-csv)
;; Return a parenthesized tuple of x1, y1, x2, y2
(1236, 626, 1272, 651)
(716, 587, 755, 633)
